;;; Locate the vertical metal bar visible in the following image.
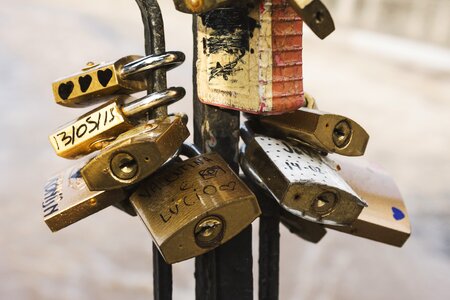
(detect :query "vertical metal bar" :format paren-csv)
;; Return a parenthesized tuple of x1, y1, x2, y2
(258, 194, 280, 300)
(134, 1, 172, 299)
(193, 14, 253, 300)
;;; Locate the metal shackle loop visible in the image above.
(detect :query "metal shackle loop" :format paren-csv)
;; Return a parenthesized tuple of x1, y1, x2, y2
(121, 51, 185, 79)
(122, 87, 186, 117)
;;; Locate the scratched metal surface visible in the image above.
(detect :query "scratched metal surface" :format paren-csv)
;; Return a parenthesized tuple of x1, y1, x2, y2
(0, 0, 449, 299)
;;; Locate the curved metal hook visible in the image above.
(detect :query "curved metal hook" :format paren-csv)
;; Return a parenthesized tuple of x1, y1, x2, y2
(135, 0, 168, 117)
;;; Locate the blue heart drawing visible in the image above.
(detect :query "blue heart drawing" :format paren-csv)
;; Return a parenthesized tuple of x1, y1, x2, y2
(392, 207, 405, 221)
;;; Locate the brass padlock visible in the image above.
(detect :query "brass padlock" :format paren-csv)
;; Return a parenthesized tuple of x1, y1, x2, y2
(326, 157, 411, 247)
(252, 107, 370, 156)
(241, 124, 367, 226)
(43, 159, 129, 232)
(288, 0, 335, 39)
(49, 87, 185, 159)
(196, 1, 305, 114)
(81, 115, 190, 191)
(130, 153, 261, 264)
(52, 52, 185, 107)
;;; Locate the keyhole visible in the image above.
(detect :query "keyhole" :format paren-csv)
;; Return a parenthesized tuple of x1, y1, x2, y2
(315, 10, 324, 24)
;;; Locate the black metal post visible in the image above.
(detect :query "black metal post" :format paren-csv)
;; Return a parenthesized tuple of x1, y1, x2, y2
(135, 1, 172, 299)
(193, 15, 254, 300)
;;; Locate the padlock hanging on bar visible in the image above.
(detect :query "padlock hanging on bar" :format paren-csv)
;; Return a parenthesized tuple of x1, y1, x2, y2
(130, 152, 261, 264)
(81, 115, 190, 191)
(43, 159, 129, 232)
(240, 123, 367, 226)
(173, 0, 334, 39)
(325, 157, 411, 247)
(49, 87, 185, 159)
(250, 107, 370, 156)
(52, 52, 185, 107)
(195, 1, 305, 115)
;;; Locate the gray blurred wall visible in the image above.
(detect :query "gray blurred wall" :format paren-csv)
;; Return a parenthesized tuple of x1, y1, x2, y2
(326, 0, 450, 47)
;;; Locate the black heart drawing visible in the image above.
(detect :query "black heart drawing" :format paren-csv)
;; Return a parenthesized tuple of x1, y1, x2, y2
(78, 75, 92, 93)
(219, 181, 236, 191)
(58, 81, 74, 100)
(97, 68, 113, 87)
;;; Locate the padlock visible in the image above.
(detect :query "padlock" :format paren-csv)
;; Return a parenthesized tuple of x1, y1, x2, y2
(174, 0, 334, 39)
(52, 52, 185, 108)
(130, 152, 261, 264)
(240, 123, 367, 226)
(196, 1, 305, 115)
(49, 87, 185, 159)
(240, 156, 327, 243)
(326, 157, 411, 247)
(173, 0, 254, 14)
(251, 107, 370, 156)
(81, 115, 190, 191)
(43, 159, 129, 232)
(288, 0, 334, 39)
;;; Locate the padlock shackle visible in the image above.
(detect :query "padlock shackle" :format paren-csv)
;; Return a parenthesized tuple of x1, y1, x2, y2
(240, 121, 257, 146)
(122, 87, 185, 117)
(181, 143, 202, 158)
(121, 51, 185, 79)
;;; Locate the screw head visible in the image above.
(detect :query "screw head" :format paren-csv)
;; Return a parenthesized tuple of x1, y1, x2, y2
(110, 152, 138, 180)
(194, 216, 224, 248)
(312, 191, 338, 216)
(333, 120, 352, 148)
(186, 0, 203, 10)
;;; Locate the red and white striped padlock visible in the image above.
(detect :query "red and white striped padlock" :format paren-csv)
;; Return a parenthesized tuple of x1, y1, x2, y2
(196, 0, 304, 115)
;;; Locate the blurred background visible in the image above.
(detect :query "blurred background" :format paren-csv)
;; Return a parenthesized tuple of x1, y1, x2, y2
(0, 0, 449, 299)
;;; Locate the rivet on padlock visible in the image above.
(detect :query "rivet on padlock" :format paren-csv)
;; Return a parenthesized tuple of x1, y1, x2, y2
(240, 123, 367, 226)
(43, 159, 129, 232)
(130, 152, 261, 264)
(196, 1, 305, 114)
(252, 107, 370, 156)
(49, 87, 185, 159)
(288, 0, 335, 39)
(326, 157, 411, 247)
(81, 115, 190, 191)
(52, 52, 185, 107)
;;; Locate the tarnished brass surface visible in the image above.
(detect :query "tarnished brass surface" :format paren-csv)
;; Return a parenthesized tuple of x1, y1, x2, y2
(326, 157, 411, 247)
(43, 160, 128, 232)
(241, 128, 366, 226)
(49, 88, 185, 159)
(81, 115, 190, 191)
(130, 153, 261, 264)
(288, 0, 335, 39)
(255, 108, 370, 156)
(53, 55, 146, 107)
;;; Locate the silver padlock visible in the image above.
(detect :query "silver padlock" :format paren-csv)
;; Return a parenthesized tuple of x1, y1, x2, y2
(240, 122, 367, 226)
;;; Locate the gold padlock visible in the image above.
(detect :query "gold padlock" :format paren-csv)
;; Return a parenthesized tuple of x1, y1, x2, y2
(253, 107, 370, 156)
(241, 124, 367, 226)
(49, 87, 185, 159)
(52, 52, 185, 107)
(81, 115, 190, 191)
(288, 0, 335, 39)
(43, 159, 129, 232)
(326, 157, 411, 247)
(130, 153, 261, 264)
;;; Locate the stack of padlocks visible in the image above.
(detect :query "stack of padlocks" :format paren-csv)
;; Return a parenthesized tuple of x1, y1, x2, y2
(43, 0, 410, 266)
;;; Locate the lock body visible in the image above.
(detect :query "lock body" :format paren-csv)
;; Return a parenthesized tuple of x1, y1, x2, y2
(254, 108, 370, 156)
(49, 96, 134, 159)
(43, 160, 128, 232)
(241, 133, 366, 226)
(326, 157, 411, 247)
(280, 208, 327, 243)
(53, 55, 146, 107)
(81, 115, 190, 191)
(130, 153, 261, 264)
(196, 0, 304, 115)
